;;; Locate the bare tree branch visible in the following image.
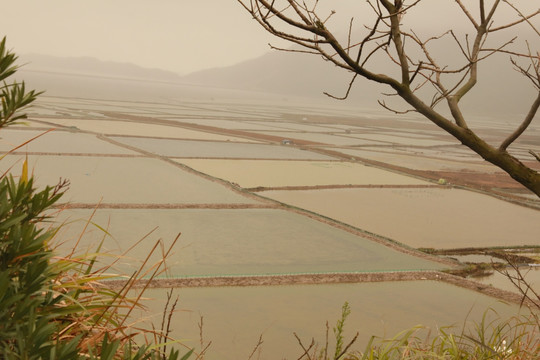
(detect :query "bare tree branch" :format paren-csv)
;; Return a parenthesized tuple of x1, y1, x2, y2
(237, 0, 540, 196)
(491, 2, 540, 34)
(294, 332, 315, 360)
(455, 0, 480, 29)
(324, 73, 358, 100)
(499, 92, 540, 151)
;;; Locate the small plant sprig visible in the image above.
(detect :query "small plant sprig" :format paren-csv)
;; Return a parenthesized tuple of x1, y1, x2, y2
(0, 36, 41, 128)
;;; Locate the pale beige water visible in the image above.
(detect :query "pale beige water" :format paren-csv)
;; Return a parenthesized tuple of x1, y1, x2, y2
(177, 159, 430, 188)
(53, 208, 444, 277)
(2, 154, 257, 205)
(263, 188, 540, 249)
(133, 281, 524, 360)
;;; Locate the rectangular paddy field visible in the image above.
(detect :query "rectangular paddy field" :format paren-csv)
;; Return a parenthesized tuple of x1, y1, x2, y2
(54, 208, 445, 277)
(254, 131, 388, 146)
(2, 154, 257, 205)
(32, 118, 260, 142)
(176, 159, 430, 188)
(109, 136, 335, 160)
(0, 129, 137, 155)
(263, 187, 540, 249)
(329, 147, 502, 172)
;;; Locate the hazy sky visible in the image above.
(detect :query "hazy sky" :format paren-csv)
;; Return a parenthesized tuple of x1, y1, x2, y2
(3, 0, 285, 75)
(2, 1, 537, 75)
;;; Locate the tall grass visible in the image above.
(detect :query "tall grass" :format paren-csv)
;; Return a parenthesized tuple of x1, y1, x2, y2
(292, 301, 539, 360)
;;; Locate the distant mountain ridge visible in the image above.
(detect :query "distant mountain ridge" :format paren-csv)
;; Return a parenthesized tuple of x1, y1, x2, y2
(19, 53, 184, 83)
(17, 51, 538, 117)
(179, 48, 537, 117)
(19, 52, 381, 106)
(180, 50, 387, 104)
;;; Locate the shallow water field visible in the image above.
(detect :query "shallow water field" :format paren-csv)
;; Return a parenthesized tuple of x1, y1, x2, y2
(395, 145, 486, 162)
(110, 137, 334, 160)
(263, 188, 540, 249)
(330, 147, 501, 172)
(257, 121, 350, 132)
(342, 133, 457, 147)
(0, 129, 136, 155)
(34, 118, 259, 142)
(134, 281, 522, 360)
(474, 267, 540, 294)
(258, 131, 387, 146)
(176, 118, 290, 131)
(2, 155, 256, 205)
(54, 208, 444, 277)
(177, 159, 430, 188)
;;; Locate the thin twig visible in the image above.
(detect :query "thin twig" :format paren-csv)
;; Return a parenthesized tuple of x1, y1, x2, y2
(294, 332, 315, 360)
(247, 334, 264, 360)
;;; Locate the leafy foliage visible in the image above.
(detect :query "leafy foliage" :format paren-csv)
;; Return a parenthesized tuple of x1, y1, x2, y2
(0, 37, 192, 360)
(0, 37, 41, 128)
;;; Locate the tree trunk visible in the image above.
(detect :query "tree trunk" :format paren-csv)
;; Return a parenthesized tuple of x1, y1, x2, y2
(460, 130, 540, 197)
(399, 89, 540, 197)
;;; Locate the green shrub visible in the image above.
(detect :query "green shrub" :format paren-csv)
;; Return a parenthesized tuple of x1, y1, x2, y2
(0, 36, 192, 360)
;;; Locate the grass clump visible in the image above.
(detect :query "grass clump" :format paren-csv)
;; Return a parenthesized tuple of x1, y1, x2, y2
(293, 303, 539, 360)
